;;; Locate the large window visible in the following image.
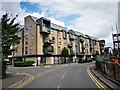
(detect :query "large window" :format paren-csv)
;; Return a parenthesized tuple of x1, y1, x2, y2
(30, 26, 32, 34)
(58, 47, 60, 54)
(26, 27, 28, 34)
(25, 36, 28, 45)
(64, 39, 67, 45)
(52, 37, 55, 43)
(30, 47, 32, 54)
(25, 46, 28, 54)
(58, 31, 60, 36)
(63, 31, 67, 38)
(58, 38, 61, 44)
(51, 46, 54, 52)
(31, 35, 34, 44)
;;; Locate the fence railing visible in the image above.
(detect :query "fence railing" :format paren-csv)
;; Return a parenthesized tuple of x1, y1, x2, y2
(95, 61, 120, 82)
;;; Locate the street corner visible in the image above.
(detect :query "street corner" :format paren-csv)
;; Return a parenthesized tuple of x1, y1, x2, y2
(2, 72, 34, 89)
(89, 64, 120, 89)
(2, 72, 27, 88)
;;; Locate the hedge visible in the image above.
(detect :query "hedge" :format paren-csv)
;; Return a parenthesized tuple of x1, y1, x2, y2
(14, 61, 35, 67)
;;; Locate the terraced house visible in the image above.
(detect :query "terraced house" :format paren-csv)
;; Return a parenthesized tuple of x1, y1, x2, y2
(13, 15, 103, 65)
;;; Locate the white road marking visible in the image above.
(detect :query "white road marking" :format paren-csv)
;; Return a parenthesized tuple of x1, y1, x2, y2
(61, 72, 67, 80)
(58, 85, 60, 88)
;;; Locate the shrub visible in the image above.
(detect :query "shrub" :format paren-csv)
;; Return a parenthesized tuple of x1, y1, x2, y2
(14, 61, 25, 67)
(24, 61, 35, 66)
(14, 61, 35, 67)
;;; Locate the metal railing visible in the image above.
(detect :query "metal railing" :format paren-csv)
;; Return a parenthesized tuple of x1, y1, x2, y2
(96, 61, 120, 82)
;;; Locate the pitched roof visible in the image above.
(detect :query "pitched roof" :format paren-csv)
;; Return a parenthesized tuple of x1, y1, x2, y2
(51, 23, 68, 31)
(30, 16, 38, 24)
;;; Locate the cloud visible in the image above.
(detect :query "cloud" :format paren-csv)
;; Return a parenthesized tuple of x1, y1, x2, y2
(1, 2, 65, 26)
(38, 2, 117, 47)
(1, 0, 119, 48)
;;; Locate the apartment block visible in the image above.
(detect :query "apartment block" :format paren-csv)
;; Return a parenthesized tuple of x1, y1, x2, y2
(12, 15, 104, 65)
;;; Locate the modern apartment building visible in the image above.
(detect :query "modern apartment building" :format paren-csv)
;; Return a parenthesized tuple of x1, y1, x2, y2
(13, 15, 103, 65)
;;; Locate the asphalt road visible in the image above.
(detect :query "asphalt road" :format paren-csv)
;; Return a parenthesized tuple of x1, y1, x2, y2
(7, 62, 100, 88)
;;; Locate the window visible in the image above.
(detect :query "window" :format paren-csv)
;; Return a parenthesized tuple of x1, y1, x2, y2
(58, 47, 60, 54)
(25, 47, 28, 54)
(87, 49, 89, 54)
(26, 36, 28, 45)
(51, 46, 54, 52)
(51, 30, 54, 34)
(52, 37, 55, 43)
(95, 41, 97, 45)
(32, 35, 34, 40)
(64, 39, 67, 45)
(63, 31, 67, 38)
(31, 35, 34, 44)
(58, 38, 61, 44)
(26, 27, 28, 34)
(30, 26, 32, 34)
(30, 47, 32, 54)
(58, 31, 60, 36)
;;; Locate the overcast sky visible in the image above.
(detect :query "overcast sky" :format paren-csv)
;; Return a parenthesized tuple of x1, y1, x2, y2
(1, 0, 119, 47)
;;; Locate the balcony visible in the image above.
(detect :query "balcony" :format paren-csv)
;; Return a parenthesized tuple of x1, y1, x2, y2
(41, 26, 51, 34)
(71, 51, 75, 55)
(44, 48, 54, 55)
(70, 49, 75, 55)
(82, 45, 85, 49)
(90, 44, 94, 49)
(69, 34, 75, 40)
(37, 17, 51, 34)
(44, 39, 55, 44)
(68, 43, 72, 48)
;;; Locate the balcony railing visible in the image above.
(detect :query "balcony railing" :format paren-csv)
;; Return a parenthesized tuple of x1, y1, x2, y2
(41, 26, 51, 34)
(68, 43, 72, 48)
(44, 48, 54, 55)
(44, 39, 55, 44)
(70, 49, 75, 55)
(69, 35, 75, 40)
(82, 45, 85, 49)
(90, 45, 94, 49)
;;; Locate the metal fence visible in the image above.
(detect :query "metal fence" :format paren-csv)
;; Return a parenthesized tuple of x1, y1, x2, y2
(95, 61, 120, 82)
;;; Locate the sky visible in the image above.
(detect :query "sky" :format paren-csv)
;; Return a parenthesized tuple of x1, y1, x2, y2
(1, 0, 119, 47)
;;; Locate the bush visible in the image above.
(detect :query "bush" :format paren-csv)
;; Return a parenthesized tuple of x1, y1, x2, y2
(24, 61, 35, 66)
(14, 61, 35, 67)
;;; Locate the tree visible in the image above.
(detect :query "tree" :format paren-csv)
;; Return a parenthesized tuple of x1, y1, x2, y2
(1, 13, 21, 78)
(61, 47, 69, 63)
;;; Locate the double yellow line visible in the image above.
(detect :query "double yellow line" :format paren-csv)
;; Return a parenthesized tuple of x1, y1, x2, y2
(8, 73, 34, 89)
(87, 66, 106, 90)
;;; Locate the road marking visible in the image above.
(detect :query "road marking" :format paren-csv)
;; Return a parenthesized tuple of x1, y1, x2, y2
(8, 73, 34, 88)
(61, 72, 67, 80)
(17, 73, 34, 88)
(87, 66, 106, 90)
(58, 85, 60, 88)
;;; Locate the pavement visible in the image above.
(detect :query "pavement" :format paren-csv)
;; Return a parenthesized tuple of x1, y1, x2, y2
(90, 64, 120, 90)
(2, 72, 27, 89)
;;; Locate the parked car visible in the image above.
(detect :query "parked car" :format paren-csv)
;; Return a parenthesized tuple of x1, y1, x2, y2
(86, 58, 92, 62)
(78, 58, 85, 63)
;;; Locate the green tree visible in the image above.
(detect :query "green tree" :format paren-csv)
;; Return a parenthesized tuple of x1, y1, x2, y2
(1, 13, 21, 78)
(61, 47, 69, 63)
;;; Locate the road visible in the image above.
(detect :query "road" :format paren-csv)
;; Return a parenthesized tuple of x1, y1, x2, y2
(6, 62, 105, 89)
